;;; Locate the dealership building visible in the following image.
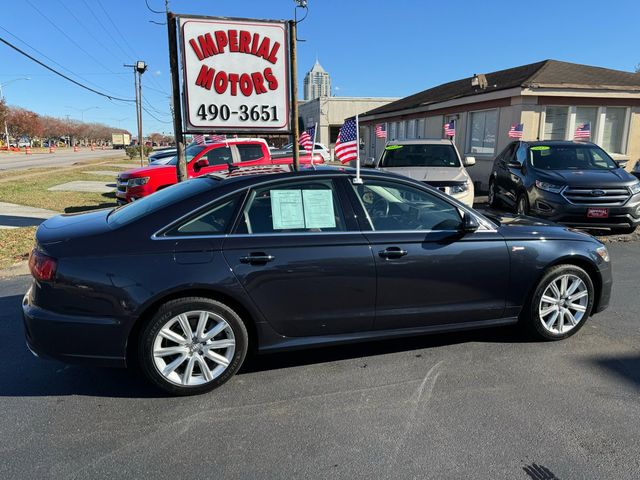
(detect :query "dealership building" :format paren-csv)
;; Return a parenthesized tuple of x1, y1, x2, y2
(359, 60, 640, 191)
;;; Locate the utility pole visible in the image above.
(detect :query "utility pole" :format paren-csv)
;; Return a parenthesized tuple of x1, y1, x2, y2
(167, 11, 187, 182)
(289, 20, 300, 172)
(125, 62, 147, 166)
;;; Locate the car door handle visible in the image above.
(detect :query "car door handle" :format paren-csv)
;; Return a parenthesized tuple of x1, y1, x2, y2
(378, 247, 408, 259)
(239, 253, 275, 264)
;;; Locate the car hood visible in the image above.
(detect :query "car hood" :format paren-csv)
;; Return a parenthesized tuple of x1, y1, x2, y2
(378, 166, 468, 183)
(482, 210, 598, 242)
(119, 164, 174, 178)
(535, 168, 636, 187)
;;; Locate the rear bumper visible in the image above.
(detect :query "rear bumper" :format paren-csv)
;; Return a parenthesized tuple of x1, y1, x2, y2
(22, 288, 128, 367)
(530, 190, 640, 229)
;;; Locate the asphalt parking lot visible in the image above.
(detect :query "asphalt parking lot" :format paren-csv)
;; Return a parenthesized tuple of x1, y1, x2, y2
(1, 241, 639, 480)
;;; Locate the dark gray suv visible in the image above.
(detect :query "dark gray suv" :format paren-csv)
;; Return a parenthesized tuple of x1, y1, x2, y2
(488, 141, 640, 233)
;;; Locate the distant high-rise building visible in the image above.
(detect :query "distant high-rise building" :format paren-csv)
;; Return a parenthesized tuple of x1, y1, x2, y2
(303, 59, 331, 101)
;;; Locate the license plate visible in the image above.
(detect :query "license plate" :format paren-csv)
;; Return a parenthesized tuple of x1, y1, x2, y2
(587, 208, 609, 218)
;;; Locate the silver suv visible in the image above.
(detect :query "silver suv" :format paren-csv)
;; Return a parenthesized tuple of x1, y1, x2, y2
(369, 139, 476, 207)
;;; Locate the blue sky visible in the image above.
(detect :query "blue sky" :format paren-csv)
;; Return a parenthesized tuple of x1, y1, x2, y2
(1, 0, 638, 136)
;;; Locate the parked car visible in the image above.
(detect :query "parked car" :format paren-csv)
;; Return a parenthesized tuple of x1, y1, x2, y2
(24, 167, 611, 395)
(368, 139, 476, 207)
(271, 142, 331, 163)
(148, 147, 178, 165)
(116, 138, 323, 204)
(488, 141, 640, 234)
(632, 160, 640, 181)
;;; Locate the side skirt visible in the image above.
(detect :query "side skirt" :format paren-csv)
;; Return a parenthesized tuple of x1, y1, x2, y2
(257, 317, 519, 353)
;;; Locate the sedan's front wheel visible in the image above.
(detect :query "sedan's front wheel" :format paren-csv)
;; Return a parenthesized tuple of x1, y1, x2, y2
(524, 265, 594, 340)
(139, 297, 248, 395)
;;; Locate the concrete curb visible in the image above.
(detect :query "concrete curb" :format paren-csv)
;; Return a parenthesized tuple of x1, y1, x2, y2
(0, 260, 29, 278)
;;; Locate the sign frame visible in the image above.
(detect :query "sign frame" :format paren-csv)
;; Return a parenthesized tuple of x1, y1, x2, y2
(178, 14, 291, 134)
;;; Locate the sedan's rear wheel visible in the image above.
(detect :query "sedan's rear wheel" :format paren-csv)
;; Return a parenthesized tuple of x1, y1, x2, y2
(524, 265, 594, 340)
(139, 297, 248, 395)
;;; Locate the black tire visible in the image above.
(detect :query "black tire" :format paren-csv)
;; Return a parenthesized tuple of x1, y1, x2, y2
(488, 179, 500, 208)
(610, 226, 636, 235)
(522, 264, 594, 341)
(139, 297, 248, 396)
(516, 192, 530, 215)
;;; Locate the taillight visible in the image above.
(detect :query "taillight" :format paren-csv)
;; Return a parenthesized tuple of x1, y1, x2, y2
(28, 249, 57, 281)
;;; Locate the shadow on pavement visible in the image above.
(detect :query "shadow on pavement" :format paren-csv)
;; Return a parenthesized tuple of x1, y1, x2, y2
(0, 215, 48, 228)
(523, 463, 560, 479)
(593, 355, 640, 389)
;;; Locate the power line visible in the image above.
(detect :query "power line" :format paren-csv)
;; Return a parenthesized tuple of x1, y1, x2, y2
(96, 0, 139, 60)
(0, 24, 131, 99)
(24, 0, 119, 75)
(56, 0, 123, 62)
(144, 0, 164, 14)
(142, 106, 173, 123)
(80, 0, 132, 61)
(0, 35, 135, 102)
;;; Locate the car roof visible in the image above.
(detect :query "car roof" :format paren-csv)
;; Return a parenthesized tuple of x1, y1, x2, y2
(521, 140, 596, 147)
(386, 138, 455, 146)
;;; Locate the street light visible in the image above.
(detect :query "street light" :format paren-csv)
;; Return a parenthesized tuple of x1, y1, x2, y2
(65, 105, 100, 122)
(0, 77, 30, 147)
(125, 60, 148, 165)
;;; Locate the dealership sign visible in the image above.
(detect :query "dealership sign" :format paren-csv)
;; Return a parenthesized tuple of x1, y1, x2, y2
(179, 16, 290, 133)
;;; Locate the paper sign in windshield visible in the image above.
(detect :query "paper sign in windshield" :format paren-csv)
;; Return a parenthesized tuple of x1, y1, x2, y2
(270, 189, 336, 230)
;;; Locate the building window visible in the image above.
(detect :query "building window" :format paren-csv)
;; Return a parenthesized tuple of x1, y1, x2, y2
(398, 121, 405, 140)
(468, 109, 497, 155)
(417, 118, 425, 138)
(575, 107, 598, 139)
(407, 119, 416, 139)
(543, 106, 569, 140)
(602, 107, 626, 154)
(388, 122, 396, 140)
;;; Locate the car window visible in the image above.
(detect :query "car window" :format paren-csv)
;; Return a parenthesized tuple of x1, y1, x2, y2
(165, 144, 205, 165)
(237, 144, 264, 162)
(165, 193, 243, 236)
(380, 144, 460, 168)
(235, 179, 346, 234)
(515, 144, 527, 164)
(206, 146, 232, 166)
(530, 145, 617, 170)
(352, 180, 462, 231)
(108, 179, 213, 227)
(497, 143, 516, 163)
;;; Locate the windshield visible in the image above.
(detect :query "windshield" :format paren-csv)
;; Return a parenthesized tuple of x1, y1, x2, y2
(380, 144, 460, 168)
(530, 145, 618, 170)
(165, 144, 205, 166)
(107, 179, 212, 227)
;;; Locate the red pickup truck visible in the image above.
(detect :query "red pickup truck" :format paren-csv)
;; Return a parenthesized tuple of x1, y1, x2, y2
(116, 138, 323, 204)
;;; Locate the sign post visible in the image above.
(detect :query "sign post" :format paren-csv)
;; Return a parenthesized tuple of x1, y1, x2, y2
(167, 12, 187, 182)
(289, 20, 299, 171)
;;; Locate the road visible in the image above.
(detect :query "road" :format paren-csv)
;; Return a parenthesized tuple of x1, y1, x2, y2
(1, 242, 639, 479)
(0, 149, 127, 171)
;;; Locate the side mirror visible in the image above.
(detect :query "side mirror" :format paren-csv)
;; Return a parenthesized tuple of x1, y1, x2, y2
(364, 157, 375, 168)
(460, 213, 479, 234)
(507, 160, 522, 170)
(615, 159, 628, 169)
(193, 158, 208, 172)
(463, 156, 476, 167)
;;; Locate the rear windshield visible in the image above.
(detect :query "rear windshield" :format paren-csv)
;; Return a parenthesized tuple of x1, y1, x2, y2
(380, 144, 460, 168)
(107, 179, 212, 227)
(165, 144, 205, 166)
(530, 145, 618, 170)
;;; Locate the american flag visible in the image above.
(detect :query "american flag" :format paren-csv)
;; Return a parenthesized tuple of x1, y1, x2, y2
(375, 123, 387, 138)
(335, 117, 358, 164)
(193, 134, 205, 145)
(299, 125, 315, 151)
(444, 120, 456, 137)
(574, 122, 591, 139)
(508, 123, 524, 139)
(210, 134, 227, 142)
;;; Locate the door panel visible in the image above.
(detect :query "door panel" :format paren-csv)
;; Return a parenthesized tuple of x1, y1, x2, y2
(223, 234, 376, 336)
(223, 177, 375, 337)
(366, 230, 509, 329)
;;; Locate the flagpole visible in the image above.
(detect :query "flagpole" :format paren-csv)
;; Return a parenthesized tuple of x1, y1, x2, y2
(354, 115, 362, 184)
(310, 122, 317, 169)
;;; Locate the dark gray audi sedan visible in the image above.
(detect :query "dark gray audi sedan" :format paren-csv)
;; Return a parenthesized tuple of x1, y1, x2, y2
(23, 167, 612, 395)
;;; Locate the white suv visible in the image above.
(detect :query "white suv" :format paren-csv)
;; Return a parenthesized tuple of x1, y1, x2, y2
(370, 139, 476, 207)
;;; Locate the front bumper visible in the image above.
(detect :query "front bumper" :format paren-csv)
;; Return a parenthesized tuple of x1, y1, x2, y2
(530, 189, 640, 229)
(22, 288, 128, 367)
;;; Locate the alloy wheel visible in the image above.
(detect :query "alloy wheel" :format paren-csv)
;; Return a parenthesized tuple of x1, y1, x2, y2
(152, 310, 236, 386)
(538, 274, 589, 335)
